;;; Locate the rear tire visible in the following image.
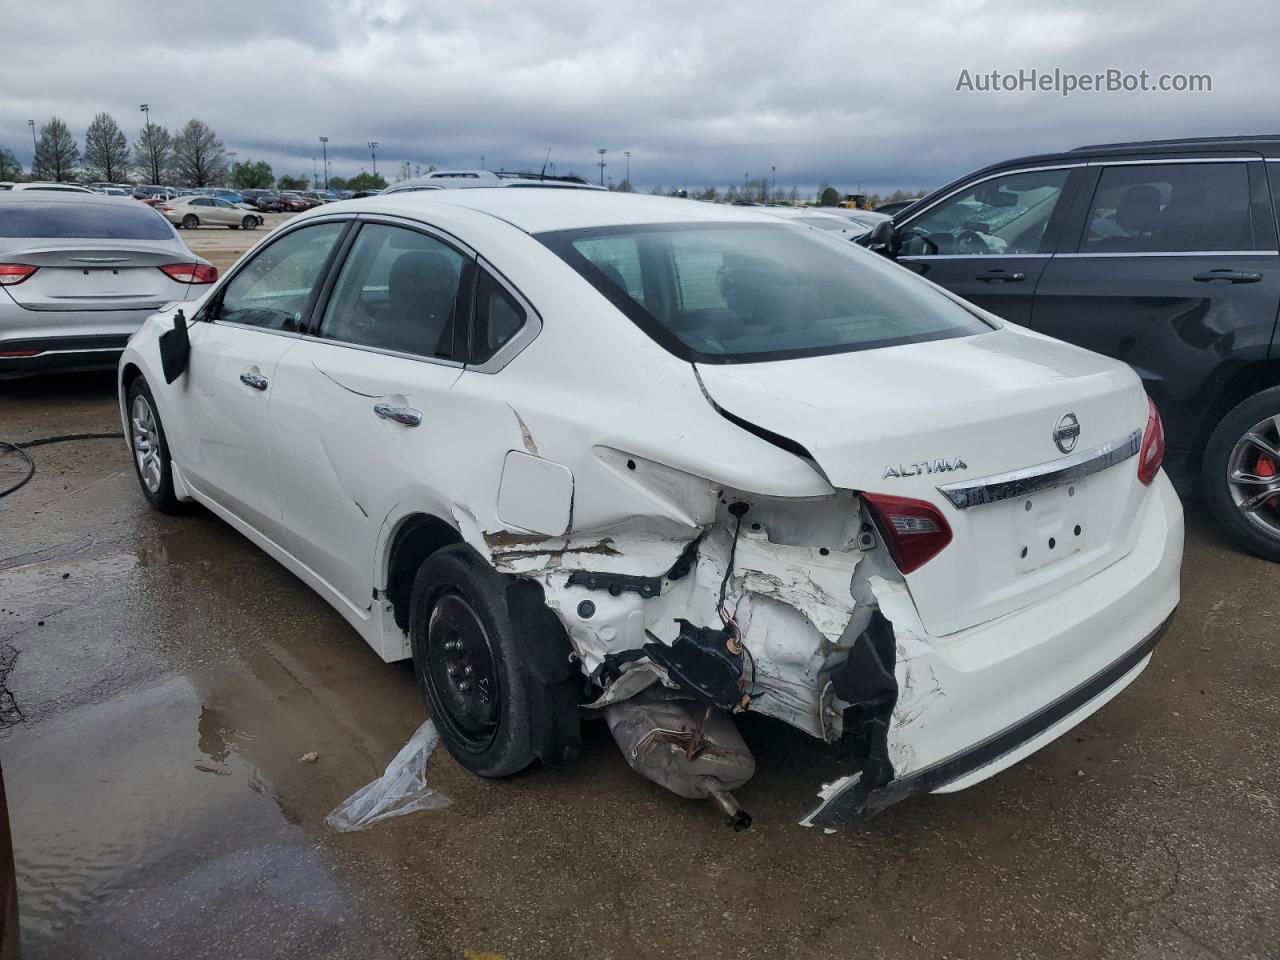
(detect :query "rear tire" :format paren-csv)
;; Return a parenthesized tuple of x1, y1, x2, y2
(409, 544, 580, 778)
(182, 214, 198, 229)
(1202, 385, 1280, 563)
(125, 376, 183, 514)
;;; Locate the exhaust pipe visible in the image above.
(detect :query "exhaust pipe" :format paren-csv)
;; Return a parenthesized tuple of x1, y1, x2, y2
(604, 690, 755, 829)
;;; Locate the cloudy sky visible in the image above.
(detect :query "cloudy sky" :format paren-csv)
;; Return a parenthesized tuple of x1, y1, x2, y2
(2, 0, 1277, 194)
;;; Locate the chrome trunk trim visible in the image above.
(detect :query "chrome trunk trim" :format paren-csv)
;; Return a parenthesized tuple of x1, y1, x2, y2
(937, 430, 1142, 510)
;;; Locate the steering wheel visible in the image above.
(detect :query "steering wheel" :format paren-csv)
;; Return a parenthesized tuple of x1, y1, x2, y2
(955, 230, 991, 255)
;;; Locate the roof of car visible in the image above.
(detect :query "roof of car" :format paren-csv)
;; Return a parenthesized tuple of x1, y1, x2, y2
(340, 188, 787, 234)
(0, 190, 141, 206)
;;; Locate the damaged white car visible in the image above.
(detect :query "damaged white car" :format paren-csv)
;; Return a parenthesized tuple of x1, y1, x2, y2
(117, 189, 1183, 830)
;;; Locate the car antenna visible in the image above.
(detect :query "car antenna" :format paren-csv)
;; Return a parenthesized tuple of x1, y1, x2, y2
(539, 148, 551, 181)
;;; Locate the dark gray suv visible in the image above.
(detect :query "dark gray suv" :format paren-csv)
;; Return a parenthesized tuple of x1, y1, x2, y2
(862, 135, 1280, 562)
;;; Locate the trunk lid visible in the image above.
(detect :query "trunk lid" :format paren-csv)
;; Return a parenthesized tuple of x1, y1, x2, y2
(696, 327, 1151, 636)
(2, 241, 193, 311)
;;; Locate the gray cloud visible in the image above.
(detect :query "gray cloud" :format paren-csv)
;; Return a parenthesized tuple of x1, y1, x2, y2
(2, 0, 1277, 193)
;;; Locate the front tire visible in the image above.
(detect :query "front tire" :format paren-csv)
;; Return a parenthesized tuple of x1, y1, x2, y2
(126, 376, 182, 514)
(242, 215, 258, 230)
(409, 545, 580, 778)
(182, 214, 199, 229)
(1202, 385, 1280, 562)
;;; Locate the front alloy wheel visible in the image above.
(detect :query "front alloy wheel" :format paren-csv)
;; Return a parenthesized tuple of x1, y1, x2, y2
(1225, 414, 1280, 542)
(131, 394, 163, 494)
(1203, 386, 1280, 562)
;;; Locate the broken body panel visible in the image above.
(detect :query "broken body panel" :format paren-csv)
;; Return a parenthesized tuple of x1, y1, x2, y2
(118, 191, 1184, 827)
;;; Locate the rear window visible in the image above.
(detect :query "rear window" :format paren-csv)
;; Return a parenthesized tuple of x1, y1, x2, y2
(539, 222, 992, 363)
(0, 201, 175, 240)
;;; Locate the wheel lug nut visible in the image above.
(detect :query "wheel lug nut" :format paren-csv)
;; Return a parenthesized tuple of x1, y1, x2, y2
(463, 666, 473, 676)
(458, 681, 471, 692)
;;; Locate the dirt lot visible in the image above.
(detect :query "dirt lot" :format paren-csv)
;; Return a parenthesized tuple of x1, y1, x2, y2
(1, 232, 1278, 958)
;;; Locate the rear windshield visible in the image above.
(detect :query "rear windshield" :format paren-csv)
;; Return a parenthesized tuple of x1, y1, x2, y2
(539, 222, 992, 363)
(0, 201, 175, 240)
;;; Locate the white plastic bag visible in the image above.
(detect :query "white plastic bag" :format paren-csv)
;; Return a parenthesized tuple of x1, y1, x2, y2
(325, 719, 451, 831)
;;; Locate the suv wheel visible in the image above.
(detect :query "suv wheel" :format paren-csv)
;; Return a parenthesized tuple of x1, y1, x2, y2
(1202, 386, 1280, 562)
(408, 544, 580, 778)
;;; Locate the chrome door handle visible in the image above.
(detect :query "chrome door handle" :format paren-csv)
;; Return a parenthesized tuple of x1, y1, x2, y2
(373, 402, 422, 427)
(1192, 269, 1262, 284)
(976, 270, 1026, 283)
(239, 371, 269, 391)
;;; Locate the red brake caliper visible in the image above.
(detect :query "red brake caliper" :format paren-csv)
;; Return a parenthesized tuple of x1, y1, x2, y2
(1258, 453, 1280, 508)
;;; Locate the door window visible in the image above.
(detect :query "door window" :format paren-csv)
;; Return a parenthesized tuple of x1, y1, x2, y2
(899, 169, 1070, 256)
(318, 223, 465, 359)
(216, 221, 346, 331)
(471, 269, 527, 363)
(1082, 162, 1261, 253)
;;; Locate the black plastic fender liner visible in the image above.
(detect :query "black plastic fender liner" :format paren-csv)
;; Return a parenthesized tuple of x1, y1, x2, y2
(832, 611, 898, 789)
(805, 610, 1176, 830)
(504, 577, 582, 767)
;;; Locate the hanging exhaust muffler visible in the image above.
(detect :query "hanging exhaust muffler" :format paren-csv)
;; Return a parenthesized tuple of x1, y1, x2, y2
(604, 689, 755, 830)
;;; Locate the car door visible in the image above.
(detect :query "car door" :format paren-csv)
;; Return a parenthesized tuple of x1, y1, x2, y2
(266, 218, 482, 611)
(177, 219, 349, 545)
(1029, 156, 1280, 463)
(209, 198, 238, 226)
(893, 166, 1081, 323)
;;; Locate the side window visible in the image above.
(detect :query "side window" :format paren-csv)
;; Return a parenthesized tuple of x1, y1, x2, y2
(217, 221, 345, 331)
(471, 269, 527, 364)
(319, 224, 465, 359)
(191, 198, 211, 207)
(573, 236, 645, 302)
(1082, 163, 1259, 253)
(899, 169, 1070, 256)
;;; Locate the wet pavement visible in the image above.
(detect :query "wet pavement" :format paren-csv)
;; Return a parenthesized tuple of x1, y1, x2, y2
(1, 368, 1278, 960)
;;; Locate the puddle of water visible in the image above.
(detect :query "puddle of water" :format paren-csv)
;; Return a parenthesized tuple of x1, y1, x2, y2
(2, 656, 426, 959)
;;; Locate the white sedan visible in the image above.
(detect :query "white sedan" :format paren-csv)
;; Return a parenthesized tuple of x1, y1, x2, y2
(117, 189, 1182, 829)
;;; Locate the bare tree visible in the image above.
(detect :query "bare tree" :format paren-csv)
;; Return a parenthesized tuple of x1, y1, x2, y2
(0, 147, 21, 181)
(32, 117, 79, 182)
(134, 123, 172, 184)
(82, 113, 130, 183)
(171, 119, 227, 187)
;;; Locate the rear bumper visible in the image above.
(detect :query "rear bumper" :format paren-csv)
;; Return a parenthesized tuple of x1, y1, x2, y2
(0, 334, 130, 377)
(805, 472, 1184, 828)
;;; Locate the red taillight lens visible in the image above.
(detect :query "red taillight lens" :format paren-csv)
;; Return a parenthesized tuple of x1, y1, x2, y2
(1137, 396, 1165, 486)
(862, 492, 954, 574)
(158, 262, 218, 284)
(0, 264, 38, 286)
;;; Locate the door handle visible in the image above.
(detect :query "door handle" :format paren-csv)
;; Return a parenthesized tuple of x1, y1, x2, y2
(239, 371, 269, 391)
(1192, 269, 1262, 284)
(374, 402, 422, 427)
(976, 270, 1026, 284)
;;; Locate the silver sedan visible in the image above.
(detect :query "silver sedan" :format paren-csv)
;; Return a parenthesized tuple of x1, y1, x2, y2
(0, 192, 216, 377)
(159, 196, 263, 231)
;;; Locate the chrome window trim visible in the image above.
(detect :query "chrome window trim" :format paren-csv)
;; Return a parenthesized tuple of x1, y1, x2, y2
(898, 253, 1053, 261)
(466, 256, 543, 375)
(937, 430, 1141, 510)
(1087, 157, 1262, 166)
(1055, 250, 1278, 258)
(897, 164, 1085, 228)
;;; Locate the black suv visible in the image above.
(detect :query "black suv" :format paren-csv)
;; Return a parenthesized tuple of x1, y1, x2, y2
(862, 135, 1280, 561)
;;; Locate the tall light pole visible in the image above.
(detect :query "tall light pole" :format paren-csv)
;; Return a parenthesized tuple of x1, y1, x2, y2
(624, 151, 631, 189)
(771, 165, 776, 199)
(597, 148, 607, 186)
(319, 137, 329, 189)
(312, 156, 319, 189)
(368, 142, 378, 176)
(27, 120, 36, 170)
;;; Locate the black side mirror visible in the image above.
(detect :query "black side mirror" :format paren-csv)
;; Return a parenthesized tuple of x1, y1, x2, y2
(857, 219, 896, 257)
(159, 308, 191, 384)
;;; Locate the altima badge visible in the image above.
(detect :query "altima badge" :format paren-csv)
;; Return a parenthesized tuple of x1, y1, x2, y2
(1053, 412, 1081, 454)
(882, 458, 968, 479)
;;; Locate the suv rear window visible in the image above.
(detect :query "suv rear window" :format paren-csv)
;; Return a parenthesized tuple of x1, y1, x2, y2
(540, 222, 992, 363)
(0, 201, 174, 240)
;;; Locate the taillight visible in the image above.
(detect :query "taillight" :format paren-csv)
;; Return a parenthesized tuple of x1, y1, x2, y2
(158, 263, 218, 284)
(1137, 395, 1165, 486)
(862, 492, 953, 574)
(0, 264, 38, 286)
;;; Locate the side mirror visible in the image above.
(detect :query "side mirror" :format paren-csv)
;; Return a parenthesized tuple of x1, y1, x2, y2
(857, 219, 896, 257)
(159, 308, 191, 384)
